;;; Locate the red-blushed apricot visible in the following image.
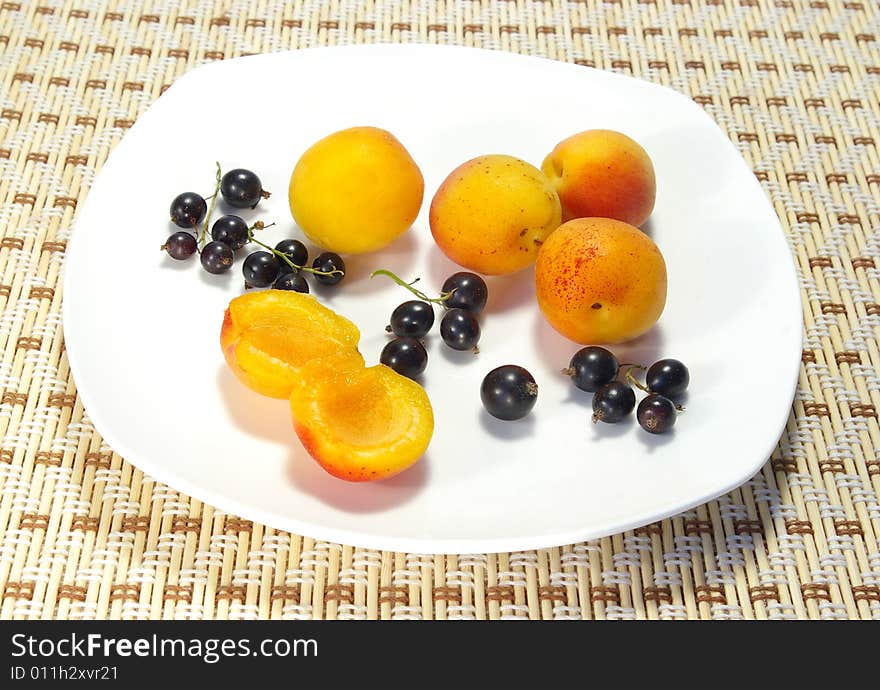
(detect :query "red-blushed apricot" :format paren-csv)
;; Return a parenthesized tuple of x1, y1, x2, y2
(220, 290, 362, 399)
(429, 154, 561, 275)
(289, 361, 434, 482)
(542, 129, 656, 227)
(535, 217, 667, 344)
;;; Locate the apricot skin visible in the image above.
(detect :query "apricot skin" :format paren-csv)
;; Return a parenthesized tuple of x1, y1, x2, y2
(542, 129, 656, 227)
(534, 217, 667, 344)
(220, 290, 362, 399)
(429, 155, 562, 275)
(289, 126, 424, 254)
(290, 362, 434, 482)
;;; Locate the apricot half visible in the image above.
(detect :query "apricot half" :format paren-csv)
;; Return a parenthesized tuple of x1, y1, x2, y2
(220, 290, 362, 399)
(535, 217, 667, 344)
(290, 360, 434, 482)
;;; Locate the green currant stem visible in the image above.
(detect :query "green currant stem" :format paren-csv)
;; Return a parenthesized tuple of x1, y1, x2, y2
(198, 162, 223, 249)
(370, 269, 454, 306)
(624, 365, 650, 393)
(246, 229, 343, 278)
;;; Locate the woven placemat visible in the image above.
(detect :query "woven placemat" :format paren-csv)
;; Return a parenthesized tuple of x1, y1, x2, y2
(1, 0, 878, 620)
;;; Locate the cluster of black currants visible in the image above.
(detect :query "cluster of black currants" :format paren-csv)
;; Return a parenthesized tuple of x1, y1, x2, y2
(564, 346, 689, 434)
(242, 241, 345, 293)
(378, 272, 488, 380)
(162, 166, 345, 291)
(164, 166, 272, 273)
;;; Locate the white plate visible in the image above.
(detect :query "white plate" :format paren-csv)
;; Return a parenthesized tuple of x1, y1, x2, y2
(63, 44, 801, 553)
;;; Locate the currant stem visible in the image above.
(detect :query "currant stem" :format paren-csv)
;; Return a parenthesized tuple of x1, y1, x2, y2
(246, 228, 343, 278)
(370, 269, 454, 306)
(624, 365, 651, 393)
(198, 162, 223, 249)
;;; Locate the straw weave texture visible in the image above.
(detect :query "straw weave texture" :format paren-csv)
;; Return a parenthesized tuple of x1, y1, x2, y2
(1, 0, 879, 620)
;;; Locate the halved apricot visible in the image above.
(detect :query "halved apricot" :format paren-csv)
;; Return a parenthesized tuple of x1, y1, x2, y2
(221, 290, 362, 398)
(289, 361, 434, 482)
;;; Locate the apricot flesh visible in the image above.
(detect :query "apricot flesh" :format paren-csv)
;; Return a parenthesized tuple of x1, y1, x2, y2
(290, 361, 434, 482)
(288, 126, 424, 254)
(220, 290, 362, 399)
(534, 217, 667, 344)
(542, 129, 656, 227)
(429, 154, 562, 275)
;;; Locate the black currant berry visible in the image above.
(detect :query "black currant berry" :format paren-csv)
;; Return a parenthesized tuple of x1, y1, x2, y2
(388, 301, 435, 338)
(646, 359, 690, 399)
(242, 251, 279, 288)
(481, 365, 538, 421)
(312, 252, 345, 286)
(220, 169, 267, 209)
(200, 241, 234, 274)
(275, 239, 309, 270)
(564, 346, 620, 392)
(440, 308, 480, 351)
(591, 381, 636, 423)
(169, 192, 207, 228)
(380, 337, 428, 379)
(441, 272, 488, 314)
(637, 394, 677, 434)
(273, 271, 309, 293)
(162, 231, 197, 260)
(211, 215, 249, 251)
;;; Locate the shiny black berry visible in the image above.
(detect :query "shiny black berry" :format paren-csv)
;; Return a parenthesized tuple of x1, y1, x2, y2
(200, 241, 234, 274)
(591, 381, 636, 423)
(441, 272, 488, 314)
(440, 308, 480, 351)
(162, 231, 197, 260)
(312, 252, 345, 286)
(273, 271, 309, 293)
(481, 365, 538, 420)
(211, 215, 249, 251)
(275, 239, 308, 270)
(380, 337, 428, 379)
(242, 251, 279, 288)
(388, 301, 435, 338)
(220, 169, 266, 209)
(565, 346, 619, 392)
(646, 359, 690, 399)
(637, 394, 677, 434)
(170, 192, 206, 228)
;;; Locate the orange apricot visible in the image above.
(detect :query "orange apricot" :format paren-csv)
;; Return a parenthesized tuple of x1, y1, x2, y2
(220, 290, 362, 399)
(429, 154, 562, 275)
(290, 361, 434, 482)
(534, 217, 667, 344)
(542, 129, 656, 227)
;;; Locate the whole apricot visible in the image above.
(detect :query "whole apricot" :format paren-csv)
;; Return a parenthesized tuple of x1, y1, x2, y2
(288, 126, 424, 254)
(534, 217, 666, 344)
(542, 129, 656, 227)
(429, 155, 562, 275)
(290, 360, 434, 482)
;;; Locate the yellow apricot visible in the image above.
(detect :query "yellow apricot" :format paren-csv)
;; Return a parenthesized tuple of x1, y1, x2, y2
(429, 154, 561, 275)
(289, 126, 424, 254)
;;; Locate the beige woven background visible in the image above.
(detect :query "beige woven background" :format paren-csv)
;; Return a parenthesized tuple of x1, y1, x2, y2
(0, 0, 878, 620)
